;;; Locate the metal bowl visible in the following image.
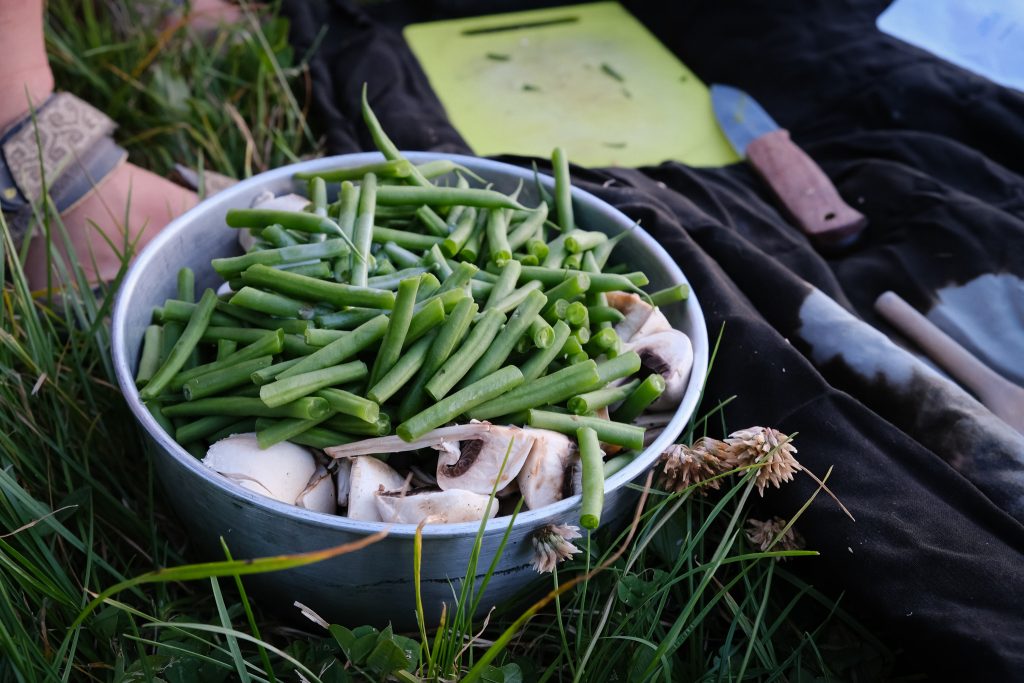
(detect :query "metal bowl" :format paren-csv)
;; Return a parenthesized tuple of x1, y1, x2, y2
(111, 152, 708, 629)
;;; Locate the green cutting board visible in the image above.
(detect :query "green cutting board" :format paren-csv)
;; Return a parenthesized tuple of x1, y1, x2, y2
(404, 2, 739, 168)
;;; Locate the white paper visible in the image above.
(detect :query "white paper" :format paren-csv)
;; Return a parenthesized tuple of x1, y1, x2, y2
(877, 0, 1024, 93)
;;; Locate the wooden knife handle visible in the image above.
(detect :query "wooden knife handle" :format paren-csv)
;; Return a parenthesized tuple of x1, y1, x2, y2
(746, 129, 867, 247)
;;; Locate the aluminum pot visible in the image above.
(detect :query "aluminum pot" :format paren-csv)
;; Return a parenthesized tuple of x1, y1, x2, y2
(111, 152, 708, 630)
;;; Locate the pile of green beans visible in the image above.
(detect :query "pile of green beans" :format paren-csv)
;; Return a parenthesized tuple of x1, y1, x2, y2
(135, 90, 690, 526)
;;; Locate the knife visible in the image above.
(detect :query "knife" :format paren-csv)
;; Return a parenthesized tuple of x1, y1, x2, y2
(711, 84, 867, 248)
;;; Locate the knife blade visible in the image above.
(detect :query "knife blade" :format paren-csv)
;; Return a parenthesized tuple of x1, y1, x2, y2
(711, 84, 867, 247)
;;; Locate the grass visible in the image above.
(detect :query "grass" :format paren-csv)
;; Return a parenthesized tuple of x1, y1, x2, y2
(0, 1, 897, 680)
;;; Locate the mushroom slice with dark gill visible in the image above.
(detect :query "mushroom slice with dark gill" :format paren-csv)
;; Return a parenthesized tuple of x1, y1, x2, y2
(626, 329, 693, 410)
(375, 488, 499, 524)
(516, 428, 582, 510)
(325, 423, 535, 496)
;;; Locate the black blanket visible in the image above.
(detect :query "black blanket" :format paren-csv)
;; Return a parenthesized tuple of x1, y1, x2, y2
(279, 1, 1024, 677)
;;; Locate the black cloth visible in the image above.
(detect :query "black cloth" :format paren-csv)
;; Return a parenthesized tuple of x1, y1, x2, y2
(280, 0, 1024, 678)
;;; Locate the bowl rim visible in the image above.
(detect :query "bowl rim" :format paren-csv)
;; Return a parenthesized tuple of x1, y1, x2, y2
(111, 151, 709, 539)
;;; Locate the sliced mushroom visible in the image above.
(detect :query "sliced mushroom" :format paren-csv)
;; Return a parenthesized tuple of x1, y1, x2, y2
(346, 456, 408, 521)
(335, 458, 353, 508)
(375, 488, 499, 524)
(516, 428, 582, 510)
(605, 292, 671, 343)
(625, 329, 693, 410)
(296, 464, 336, 513)
(202, 433, 334, 513)
(435, 425, 534, 494)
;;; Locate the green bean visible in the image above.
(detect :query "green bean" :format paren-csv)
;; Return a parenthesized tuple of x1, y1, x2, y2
(415, 205, 449, 237)
(375, 185, 525, 211)
(216, 338, 237, 362)
(210, 234, 349, 277)
(211, 418, 259, 444)
(260, 361, 368, 408)
(416, 272, 441, 301)
(561, 334, 585, 357)
(226, 208, 341, 237)
(591, 231, 627, 270)
(526, 237, 549, 261)
(610, 374, 667, 423)
(310, 177, 328, 219)
(256, 414, 333, 449)
(367, 266, 430, 291)
(140, 289, 218, 400)
(360, 85, 431, 186)
(398, 366, 524, 442)
(484, 259, 521, 309)
(326, 412, 391, 436)
(183, 356, 273, 401)
(482, 279, 537, 315)
(568, 351, 590, 365)
(351, 172, 377, 286)
(437, 261, 479, 295)
(261, 224, 300, 247)
(397, 297, 477, 420)
(214, 300, 311, 334)
(591, 351, 641, 388)
(542, 233, 569, 268)
(442, 206, 478, 257)
(315, 307, 380, 331)
(425, 308, 505, 400)
(315, 388, 379, 423)
(422, 244, 453, 280)
(294, 159, 412, 182)
(577, 426, 604, 529)
(513, 254, 539, 266)
(157, 299, 236, 327)
(462, 289, 546, 386)
(586, 327, 620, 354)
(241, 263, 394, 309)
(507, 204, 548, 252)
(459, 208, 488, 262)
(527, 410, 644, 450)
(230, 287, 315, 320)
(374, 257, 396, 276)
(527, 316, 555, 349)
(337, 181, 360, 241)
(175, 414, 240, 445)
(486, 208, 513, 263)
(368, 277, 419, 387)
(177, 267, 195, 302)
(163, 396, 331, 420)
(418, 159, 485, 182)
(602, 452, 634, 478)
(288, 426, 356, 449)
(251, 357, 303, 386)
(551, 147, 575, 232)
(542, 298, 571, 325)
(519, 266, 648, 291)
(283, 334, 319, 357)
(135, 325, 163, 386)
(565, 230, 607, 254)
(568, 379, 640, 415)
(563, 253, 582, 270)
(371, 225, 444, 251)
(404, 296, 447, 348)
(382, 241, 421, 269)
(542, 273, 590, 305)
(367, 330, 437, 404)
(147, 402, 175, 436)
(170, 330, 284, 390)
(278, 315, 388, 379)
(649, 283, 690, 307)
(588, 305, 625, 325)
(565, 301, 589, 327)
(467, 359, 599, 420)
(521, 321, 572, 382)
